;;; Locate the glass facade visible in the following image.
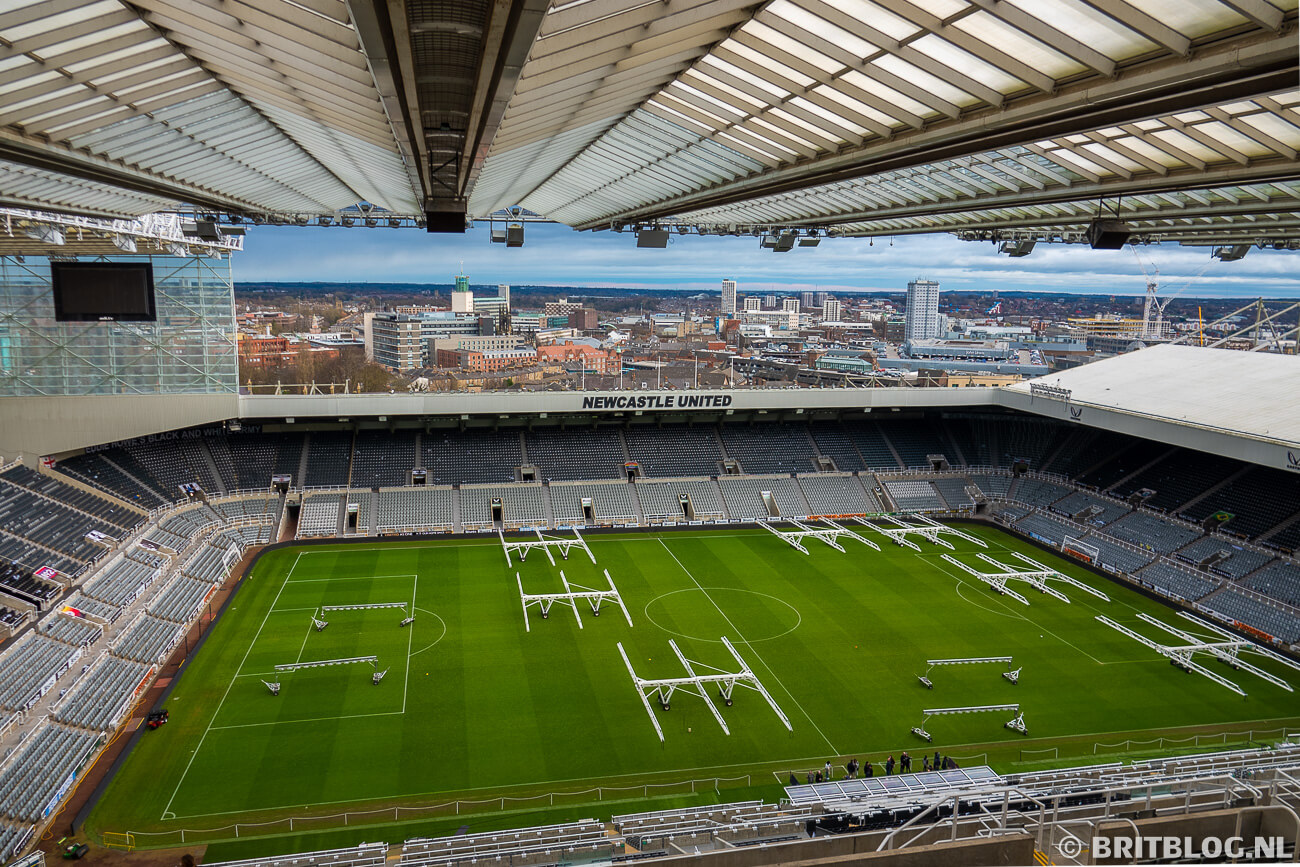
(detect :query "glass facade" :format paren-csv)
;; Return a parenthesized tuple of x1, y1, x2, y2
(0, 255, 237, 396)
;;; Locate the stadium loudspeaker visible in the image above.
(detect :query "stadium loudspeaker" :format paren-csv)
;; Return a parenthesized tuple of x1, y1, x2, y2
(999, 239, 1035, 257)
(1213, 244, 1250, 261)
(636, 229, 670, 248)
(1086, 219, 1131, 249)
(506, 224, 524, 247)
(425, 197, 468, 233)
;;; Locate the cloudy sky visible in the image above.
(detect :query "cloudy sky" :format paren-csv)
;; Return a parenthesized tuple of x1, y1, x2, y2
(236, 223, 1300, 298)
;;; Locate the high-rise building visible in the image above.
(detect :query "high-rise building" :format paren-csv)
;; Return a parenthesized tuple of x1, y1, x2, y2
(782, 298, 800, 313)
(452, 270, 473, 313)
(814, 291, 829, 307)
(822, 298, 842, 322)
(763, 294, 777, 309)
(721, 279, 738, 316)
(801, 291, 815, 309)
(905, 279, 941, 341)
(743, 296, 761, 312)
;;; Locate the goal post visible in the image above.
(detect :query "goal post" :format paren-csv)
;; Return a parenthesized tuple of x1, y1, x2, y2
(1061, 536, 1099, 565)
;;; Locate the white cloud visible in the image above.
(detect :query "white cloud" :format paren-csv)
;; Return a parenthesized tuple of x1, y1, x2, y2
(234, 224, 1300, 298)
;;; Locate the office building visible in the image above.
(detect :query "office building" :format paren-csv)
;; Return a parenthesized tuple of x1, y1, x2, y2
(721, 279, 737, 316)
(905, 279, 941, 341)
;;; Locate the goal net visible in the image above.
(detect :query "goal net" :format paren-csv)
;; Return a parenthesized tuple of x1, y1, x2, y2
(1061, 536, 1100, 565)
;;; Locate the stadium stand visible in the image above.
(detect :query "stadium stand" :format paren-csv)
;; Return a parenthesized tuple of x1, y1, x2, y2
(719, 423, 817, 474)
(375, 488, 456, 533)
(0, 723, 100, 823)
(40, 614, 100, 647)
(635, 479, 725, 521)
(421, 428, 522, 485)
(719, 477, 805, 520)
(460, 484, 546, 529)
(1242, 561, 1300, 608)
(148, 576, 214, 624)
(1050, 491, 1129, 526)
(877, 420, 951, 468)
(111, 614, 183, 664)
(1175, 536, 1274, 578)
(968, 474, 1012, 499)
(1043, 429, 1132, 479)
(0, 563, 60, 608)
(1081, 535, 1156, 574)
(0, 634, 82, 712)
(54, 655, 150, 732)
(0, 483, 120, 567)
(1183, 466, 1300, 542)
(1103, 511, 1200, 554)
(183, 539, 239, 583)
(624, 423, 722, 478)
(525, 428, 625, 480)
(990, 503, 1032, 523)
(402, 823, 613, 867)
(125, 438, 219, 496)
(931, 477, 975, 509)
(0, 823, 33, 862)
(797, 474, 872, 515)
(347, 492, 373, 535)
(350, 431, 417, 488)
(206, 843, 388, 867)
(1014, 513, 1077, 546)
(840, 421, 901, 470)
(1110, 448, 1241, 512)
(59, 593, 121, 625)
(1202, 590, 1300, 643)
(299, 494, 343, 538)
(55, 450, 167, 508)
(303, 431, 355, 488)
(550, 481, 637, 524)
(83, 557, 160, 608)
(990, 416, 1073, 469)
(807, 422, 865, 472)
(881, 479, 945, 512)
(1012, 478, 1071, 508)
(1077, 439, 1172, 492)
(211, 497, 278, 523)
(0, 465, 141, 530)
(1135, 561, 1218, 602)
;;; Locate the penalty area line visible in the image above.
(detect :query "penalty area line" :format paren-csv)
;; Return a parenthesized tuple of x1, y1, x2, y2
(161, 552, 300, 819)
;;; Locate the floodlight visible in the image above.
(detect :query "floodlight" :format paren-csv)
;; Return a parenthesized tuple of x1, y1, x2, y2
(1212, 244, 1249, 261)
(999, 239, 1036, 257)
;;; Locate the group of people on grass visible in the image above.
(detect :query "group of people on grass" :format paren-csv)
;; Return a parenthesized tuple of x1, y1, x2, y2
(794, 750, 959, 785)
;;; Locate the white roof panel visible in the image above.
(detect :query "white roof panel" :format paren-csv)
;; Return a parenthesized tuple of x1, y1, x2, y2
(1006, 345, 1300, 447)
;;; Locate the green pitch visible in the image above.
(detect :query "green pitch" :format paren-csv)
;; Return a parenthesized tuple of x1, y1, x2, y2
(88, 525, 1300, 839)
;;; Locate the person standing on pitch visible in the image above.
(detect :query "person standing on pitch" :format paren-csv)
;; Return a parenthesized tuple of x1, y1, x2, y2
(885, 755, 895, 776)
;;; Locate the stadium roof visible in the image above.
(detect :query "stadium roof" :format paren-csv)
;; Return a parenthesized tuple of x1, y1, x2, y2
(1004, 344, 1300, 447)
(0, 0, 1297, 246)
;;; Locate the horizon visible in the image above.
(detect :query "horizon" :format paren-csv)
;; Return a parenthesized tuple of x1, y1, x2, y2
(234, 222, 1300, 300)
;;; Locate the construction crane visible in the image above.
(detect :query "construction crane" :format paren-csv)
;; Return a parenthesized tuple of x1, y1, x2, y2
(1130, 246, 1215, 341)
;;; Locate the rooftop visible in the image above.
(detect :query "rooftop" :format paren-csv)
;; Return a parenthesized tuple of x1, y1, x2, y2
(1007, 344, 1300, 446)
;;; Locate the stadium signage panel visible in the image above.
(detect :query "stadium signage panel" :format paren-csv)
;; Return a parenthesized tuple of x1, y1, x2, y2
(581, 394, 734, 410)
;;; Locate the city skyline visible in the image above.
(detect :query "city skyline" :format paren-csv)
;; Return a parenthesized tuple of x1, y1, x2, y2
(235, 222, 1300, 299)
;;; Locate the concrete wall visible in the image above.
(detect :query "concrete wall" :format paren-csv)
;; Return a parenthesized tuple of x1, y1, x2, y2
(0, 393, 237, 464)
(653, 831, 1035, 867)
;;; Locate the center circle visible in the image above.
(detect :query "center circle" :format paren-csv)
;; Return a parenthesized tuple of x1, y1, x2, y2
(643, 588, 801, 643)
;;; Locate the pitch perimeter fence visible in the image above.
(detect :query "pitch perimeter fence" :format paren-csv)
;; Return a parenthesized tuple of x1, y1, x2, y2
(105, 774, 754, 847)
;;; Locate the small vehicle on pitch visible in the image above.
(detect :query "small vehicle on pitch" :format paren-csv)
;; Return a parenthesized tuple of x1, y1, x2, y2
(62, 842, 89, 859)
(146, 710, 169, 730)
